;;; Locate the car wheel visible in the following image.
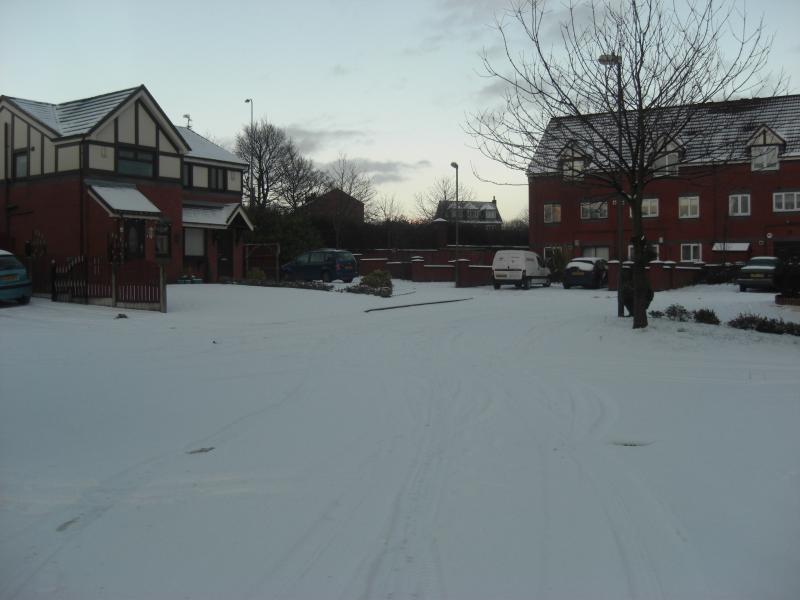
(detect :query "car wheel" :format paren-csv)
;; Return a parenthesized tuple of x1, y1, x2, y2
(522, 272, 530, 290)
(544, 281, 551, 287)
(563, 282, 571, 289)
(343, 278, 353, 283)
(321, 271, 332, 283)
(18, 295, 30, 305)
(739, 285, 746, 292)
(493, 282, 501, 290)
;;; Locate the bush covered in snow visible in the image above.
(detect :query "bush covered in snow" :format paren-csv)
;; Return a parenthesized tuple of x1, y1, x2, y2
(693, 308, 721, 325)
(650, 305, 720, 326)
(360, 270, 393, 290)
(728, 313, 800, 336)
(664, 304, 691, 321)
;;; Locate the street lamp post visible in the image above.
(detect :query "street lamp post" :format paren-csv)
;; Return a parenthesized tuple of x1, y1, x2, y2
(598, 53, 625, 318)
(450, 161, 459, 250)
(244, 98, 254, 205)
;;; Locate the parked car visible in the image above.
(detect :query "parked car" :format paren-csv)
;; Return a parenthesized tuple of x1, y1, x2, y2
(492, 250, 551, 289)
(281, 249, 358, 283)
(562, 257, 608, 289)
(0, 250, 32, 305)
(737, 256, 781, 292)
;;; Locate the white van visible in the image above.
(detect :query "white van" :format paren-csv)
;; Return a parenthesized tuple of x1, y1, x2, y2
(492, 250, 551, 289)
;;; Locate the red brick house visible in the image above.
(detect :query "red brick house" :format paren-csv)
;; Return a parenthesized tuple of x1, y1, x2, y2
(0, 85, 252, 282)
(528, 95, 800, 264)
(302, 188, 365, 223)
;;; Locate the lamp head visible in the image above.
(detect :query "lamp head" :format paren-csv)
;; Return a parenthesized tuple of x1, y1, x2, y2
(245, 98, 252, 103)
(450, 162, 458, 169)
(598, 54, 620, 66)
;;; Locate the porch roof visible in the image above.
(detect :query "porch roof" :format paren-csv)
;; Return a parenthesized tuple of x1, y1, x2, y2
(88, 180, 162, 218)
(712, 242, 751, 252)
(182, 202, 254, 231)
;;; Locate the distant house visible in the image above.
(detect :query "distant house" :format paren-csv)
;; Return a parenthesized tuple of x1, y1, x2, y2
(0, 85, 252, 282)
(434, 197, 503, 228)
(302, 188, 365, 223)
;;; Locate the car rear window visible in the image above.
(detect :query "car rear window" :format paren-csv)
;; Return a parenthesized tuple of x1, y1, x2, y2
(337, 252, 355, 262)
(0, 256, 24, 271)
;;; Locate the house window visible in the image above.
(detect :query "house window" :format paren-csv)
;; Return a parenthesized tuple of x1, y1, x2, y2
(582, 246, 610, 259)
(638, 197, 659, 218)
(543, 203, 561, 223)
(680, 243, 702, 262)
(751, 146, 779, 171)
(628, 243, 659, 260)
(117, 147, 154, 177)
(182, 163, 192, 187)
(14, 150, 29, 178)
(773, 191, 800, 212)
(209, 167, 225, 191)
(124, 219, 145, 259)
(729, 194, 750, 216)
(653, 152, 679, 177)
(679, 196, 700, 219)
(580, 201, 608, 220)
(155, 222, 171, 257)
(562, 158, 584, 180)
(483, 209, 496, 220)
(184, 228, 206, 257)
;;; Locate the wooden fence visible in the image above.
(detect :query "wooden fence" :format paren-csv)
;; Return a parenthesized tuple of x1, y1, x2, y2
(30, 256, 166, 312)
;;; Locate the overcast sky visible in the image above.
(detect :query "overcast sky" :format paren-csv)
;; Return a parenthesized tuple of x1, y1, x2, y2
(3, 0, 799, 220)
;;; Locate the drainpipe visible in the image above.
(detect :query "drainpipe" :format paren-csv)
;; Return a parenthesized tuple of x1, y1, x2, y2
(3, 123, 9, 240)
(79, 138, 86, 255)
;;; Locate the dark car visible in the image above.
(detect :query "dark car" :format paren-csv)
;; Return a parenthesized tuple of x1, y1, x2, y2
(737, 256, 781, 292)
(562, 257, 608, 289)
(0, 250, 32, 305)
(281, 249, 358, 283)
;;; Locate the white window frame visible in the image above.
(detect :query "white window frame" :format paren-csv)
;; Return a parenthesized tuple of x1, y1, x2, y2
(751, 145, 779, 171)
(543, 246, 562, 262)
(773, 191, 800, 213)
(680, 243, 702, 263)
(653, 152, 679, 177)
(679, 195, 700, 219)
(580, 201, 608, 220)
(729, 193, 751, 216)
(543, 203, 561, 223)
(640, 197, 659, 218)
(562, 158, 584, 180)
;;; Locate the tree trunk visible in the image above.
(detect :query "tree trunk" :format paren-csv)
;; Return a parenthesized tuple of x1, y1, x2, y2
(630, 201, 649, 329)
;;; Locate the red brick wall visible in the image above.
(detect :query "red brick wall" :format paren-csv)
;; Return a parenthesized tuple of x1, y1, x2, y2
(529, 160, 800, 261)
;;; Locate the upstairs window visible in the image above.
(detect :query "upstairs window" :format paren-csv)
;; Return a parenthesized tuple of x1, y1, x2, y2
(773, 191, 800, 212)
(209, 167, 225, 191)
(679, 195, 700, 219)
(729, 194, 750, 216)
(751, 145, 779, 171)
(653, 152, 679, 177)
(562, 158, 584, 180)
(543, 203, 561, 223)
(580, 200, 608, 220)
(638, 197, 659, 218)
(14, 150, 29, 179)
(117, 147, 154, 177)
(182, 163, 192, 187)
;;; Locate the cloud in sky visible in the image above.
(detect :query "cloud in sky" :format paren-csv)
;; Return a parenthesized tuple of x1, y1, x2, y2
(284, 125, 369, 155)
(318, 158, 432, 184)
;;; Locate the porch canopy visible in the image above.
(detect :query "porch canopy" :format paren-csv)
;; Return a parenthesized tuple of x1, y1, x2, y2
(712, 242, 751, 252)
(87, 180, 162, 218)
(182, 201, 253, 231)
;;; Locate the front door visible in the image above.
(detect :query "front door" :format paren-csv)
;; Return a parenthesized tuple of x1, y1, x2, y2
(218, 230, 233, 279)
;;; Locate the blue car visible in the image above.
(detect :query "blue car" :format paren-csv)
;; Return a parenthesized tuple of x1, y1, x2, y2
(0, 250, 32, 305)
(281, 249, 358, 283)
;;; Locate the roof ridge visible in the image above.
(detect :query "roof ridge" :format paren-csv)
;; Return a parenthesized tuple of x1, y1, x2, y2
(55, 86, 140, 109)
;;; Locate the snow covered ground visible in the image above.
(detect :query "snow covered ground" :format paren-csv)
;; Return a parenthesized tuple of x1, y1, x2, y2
(1, 282, 799, 600)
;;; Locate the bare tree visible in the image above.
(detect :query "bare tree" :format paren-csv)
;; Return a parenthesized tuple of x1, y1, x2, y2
(275, 142, 327, 213)
(468, 0, 779, 328)
(414, 176, 477, 221)
(504, 206, 529, 231)
(322, 154, 378, 245)
(235, 119, 289, 208)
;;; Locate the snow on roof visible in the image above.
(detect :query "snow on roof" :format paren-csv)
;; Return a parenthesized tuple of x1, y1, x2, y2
(183, 202, 253, 230)
(7, 88, 138, 137)
(177, 127, 246, 166)
(87, 180, 161, 217)
(531, 95, 800, 174)
(712, 242, 751, 252)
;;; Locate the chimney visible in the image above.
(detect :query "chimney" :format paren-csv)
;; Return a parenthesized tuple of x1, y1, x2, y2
(492, 196, 497, 204)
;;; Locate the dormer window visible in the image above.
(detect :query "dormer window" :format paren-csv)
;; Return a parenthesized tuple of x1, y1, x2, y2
(653, 152, 679, 177)
(562, 158, 585, 180)
(751, 145, 779, 171)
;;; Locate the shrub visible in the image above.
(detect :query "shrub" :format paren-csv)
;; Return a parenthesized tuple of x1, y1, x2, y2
(776, 258, 800, 297)
(648, 310, 664, 319)
(360, 270, 393, 290)
(664, 304, 691, 321)
(727, 313, 800, 336)
(246, 267, 266, 281)
(693, 308, 720, 325)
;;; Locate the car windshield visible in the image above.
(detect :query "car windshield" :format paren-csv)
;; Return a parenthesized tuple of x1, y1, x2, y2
(0, 256, 24, 271)
(747, 258, 777, 267)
